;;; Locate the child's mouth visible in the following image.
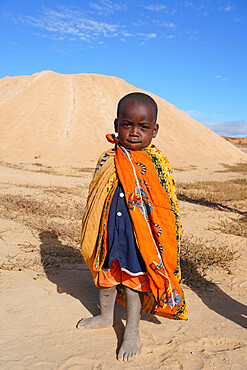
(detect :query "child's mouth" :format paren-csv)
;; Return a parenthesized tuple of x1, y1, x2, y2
(127, 140, 141, 144)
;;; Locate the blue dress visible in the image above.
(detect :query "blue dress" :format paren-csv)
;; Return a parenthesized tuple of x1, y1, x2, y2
(103, 182, 146, 275)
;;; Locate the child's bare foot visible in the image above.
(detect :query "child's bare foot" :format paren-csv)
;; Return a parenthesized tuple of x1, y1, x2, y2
(76, 315, 113, 329)
(76, 286, 117, 330)
(118, 328, 140, 362)
(117, 287, 142, 362)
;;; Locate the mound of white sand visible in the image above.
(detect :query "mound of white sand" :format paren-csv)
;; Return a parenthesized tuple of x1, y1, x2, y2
(0, 71, 246, 169)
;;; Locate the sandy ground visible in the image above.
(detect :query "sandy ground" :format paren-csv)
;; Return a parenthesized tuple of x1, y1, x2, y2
(0, 164, 247, 369)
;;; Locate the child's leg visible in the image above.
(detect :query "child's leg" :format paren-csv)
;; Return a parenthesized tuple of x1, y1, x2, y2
(76, 286, 117, 329)
(118, 287, 142, 362)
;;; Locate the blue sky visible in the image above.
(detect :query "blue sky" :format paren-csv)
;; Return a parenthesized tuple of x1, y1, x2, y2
(1, 0, 246, 137)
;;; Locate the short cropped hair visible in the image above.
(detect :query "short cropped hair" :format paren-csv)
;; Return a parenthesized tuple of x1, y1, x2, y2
(117, 92, 158, 122)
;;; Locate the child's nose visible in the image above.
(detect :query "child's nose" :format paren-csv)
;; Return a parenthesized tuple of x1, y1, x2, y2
(130, 126, 139, 136)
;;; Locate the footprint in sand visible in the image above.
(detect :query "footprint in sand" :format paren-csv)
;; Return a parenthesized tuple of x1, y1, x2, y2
(57, 356, 102, 370)
(180, 336, 244, 354)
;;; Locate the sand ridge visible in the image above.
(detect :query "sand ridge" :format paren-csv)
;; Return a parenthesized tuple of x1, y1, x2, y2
(0, 71, 246, 173)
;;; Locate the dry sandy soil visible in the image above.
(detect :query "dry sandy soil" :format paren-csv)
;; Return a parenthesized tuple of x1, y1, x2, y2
(0, 159, 246, 370)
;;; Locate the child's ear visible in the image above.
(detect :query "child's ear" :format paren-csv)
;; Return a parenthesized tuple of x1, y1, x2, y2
(152, 123, 159, 138)
(114, 118, 118, 133)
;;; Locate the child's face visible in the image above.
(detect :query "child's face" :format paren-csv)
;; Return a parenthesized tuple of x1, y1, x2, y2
(114, 102, 159, 151)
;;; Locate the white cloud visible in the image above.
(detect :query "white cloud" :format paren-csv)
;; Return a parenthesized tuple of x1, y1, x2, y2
(133, 20, 147, 27)
(143, 4, 167, 11)
(89, 0, 126, 13)
(166, 34, 174, 39)
(215, 75, 228, 81)
(181, 2, 209, 15)
(9, 3, 216, 46)
(202, 120, 247, 137)
(219, 5, 234, 12)
(185, 29, 199, 40)
(10, 6, 160, 45)
(137, 32, 157, 40)
(14, 7, 119, 42)
(147, 33, 157, 39)
(184, 1, 195, 9)
(165, 22, 176, 28)
(153, 20, 176, 28)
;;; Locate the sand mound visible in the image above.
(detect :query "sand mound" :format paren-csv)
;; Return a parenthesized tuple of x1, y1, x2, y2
(0, 71, 246, 170)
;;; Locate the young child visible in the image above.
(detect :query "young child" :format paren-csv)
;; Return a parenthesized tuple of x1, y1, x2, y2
(77, 92, 187, 362)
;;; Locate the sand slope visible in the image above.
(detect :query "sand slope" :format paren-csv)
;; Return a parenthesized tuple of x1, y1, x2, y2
(0, 71, 246, 171)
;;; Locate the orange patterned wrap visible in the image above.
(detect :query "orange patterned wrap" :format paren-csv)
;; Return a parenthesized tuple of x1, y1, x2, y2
(81, 134, 187, 320)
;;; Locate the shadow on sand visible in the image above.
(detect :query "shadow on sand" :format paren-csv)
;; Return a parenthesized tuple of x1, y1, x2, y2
(178, 194, 247, 217)
(39, 230, 247, 341)
(181, 258, 247, 329)
(39, 230, 161, 353)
